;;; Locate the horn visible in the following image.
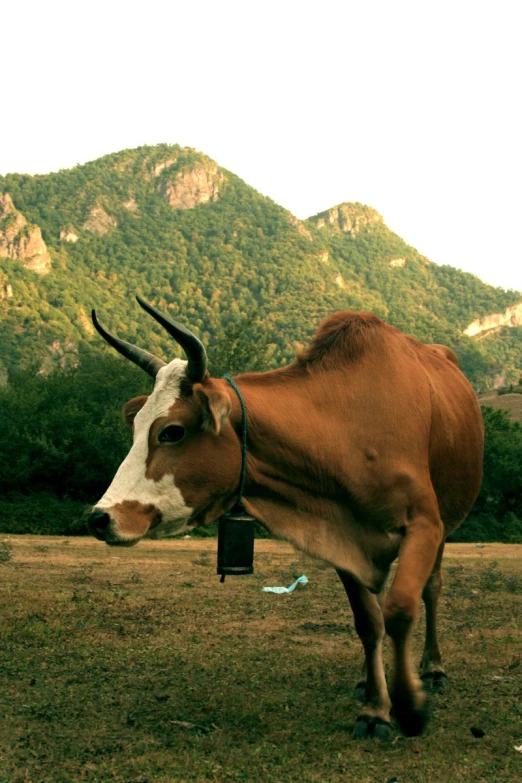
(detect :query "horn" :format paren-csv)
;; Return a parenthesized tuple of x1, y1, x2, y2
(91, 310, 166, 378)
(136, 295, 208, 382)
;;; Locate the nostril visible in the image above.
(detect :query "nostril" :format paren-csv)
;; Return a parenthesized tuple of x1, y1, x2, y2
(88, 509, 111, 537)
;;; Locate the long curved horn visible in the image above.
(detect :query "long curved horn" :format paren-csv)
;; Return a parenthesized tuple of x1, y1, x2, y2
(136, 295, 208, 382)
(91, 310, 166, 378)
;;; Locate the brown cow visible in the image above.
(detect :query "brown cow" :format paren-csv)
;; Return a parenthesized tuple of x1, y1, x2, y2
(88, 297, 484, 739)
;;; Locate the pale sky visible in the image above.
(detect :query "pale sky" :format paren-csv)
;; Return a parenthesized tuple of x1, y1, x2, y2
(2, 0, 521, 292)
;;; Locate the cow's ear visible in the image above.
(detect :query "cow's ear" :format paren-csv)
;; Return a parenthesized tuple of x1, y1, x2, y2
(122, 396, 148, 427)
(194, 385, 231, 435)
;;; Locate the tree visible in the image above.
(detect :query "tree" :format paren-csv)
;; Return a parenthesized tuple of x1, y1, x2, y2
(451, 406, 522, 542)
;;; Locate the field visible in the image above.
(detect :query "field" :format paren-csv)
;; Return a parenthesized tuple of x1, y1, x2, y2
(1, 537, 521, 783)
(479, 393, 522, 422)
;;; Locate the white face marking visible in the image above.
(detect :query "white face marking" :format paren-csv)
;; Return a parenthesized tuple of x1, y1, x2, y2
(97, 358, 193, 536)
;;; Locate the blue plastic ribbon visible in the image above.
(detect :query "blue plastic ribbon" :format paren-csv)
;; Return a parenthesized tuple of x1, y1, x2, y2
(262, 575, 309, 594)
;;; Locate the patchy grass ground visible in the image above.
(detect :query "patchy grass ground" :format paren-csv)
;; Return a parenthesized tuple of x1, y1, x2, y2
(0, 537, 521, 783)
(479, 392, 522, 422)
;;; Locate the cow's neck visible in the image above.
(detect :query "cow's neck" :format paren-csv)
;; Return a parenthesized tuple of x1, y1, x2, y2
(226, 370, 394, 591)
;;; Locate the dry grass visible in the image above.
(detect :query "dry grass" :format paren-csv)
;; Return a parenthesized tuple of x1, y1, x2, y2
(478, 392, 522, 422)
(1, 536, 521, 783)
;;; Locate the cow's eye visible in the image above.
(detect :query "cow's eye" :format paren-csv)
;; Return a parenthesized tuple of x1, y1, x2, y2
(158, 425, 185, 444)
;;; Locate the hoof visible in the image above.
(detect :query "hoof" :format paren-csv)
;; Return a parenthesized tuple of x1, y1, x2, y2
(421, 671, 448, 692)
(354, 680, 367, 702)
(352, 715, 393, 740)
(392, 696, 431, 737)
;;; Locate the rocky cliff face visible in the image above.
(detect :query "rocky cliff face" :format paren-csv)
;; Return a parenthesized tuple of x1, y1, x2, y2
(152, 158, 177, 177)
(309, 202, 383, 235)
(83, 205, 117, 235)
(464, 302, 522, 337)
(159, 162, 224, 209)
(0, 270, 13, 299)
(77, 308, 95, 336)
(0, 193, 52, 275)
(60, 228, 79, 243)
(40, 337, 78, 374)
(287, 214, 313, 240)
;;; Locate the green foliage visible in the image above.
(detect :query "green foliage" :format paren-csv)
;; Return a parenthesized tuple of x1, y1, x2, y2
(0, 351, 152, 503)
(1, 143, 521, 538)
(1, 144, 521, 390)
(478, 407, 522, 520)
(209, 310, 277, 377)
(503, 512, 522, 543)
(0, 493, 87, 536)
(449, 511, 522, 544)
(449, 406, 522, 542)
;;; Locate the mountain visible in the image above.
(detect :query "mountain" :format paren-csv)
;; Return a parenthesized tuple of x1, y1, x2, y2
(1, 143, 521, 390)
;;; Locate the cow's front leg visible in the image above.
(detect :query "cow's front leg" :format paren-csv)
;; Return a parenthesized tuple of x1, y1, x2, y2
(384, 506, 443, 736)
(337, 569, 392, 740)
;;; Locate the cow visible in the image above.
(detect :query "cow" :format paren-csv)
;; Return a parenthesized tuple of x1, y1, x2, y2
(87, 296, 484, 739)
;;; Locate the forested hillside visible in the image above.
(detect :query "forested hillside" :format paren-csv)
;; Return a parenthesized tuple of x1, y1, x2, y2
(1, 143, 521, 389)
(1, 144, 522, 541)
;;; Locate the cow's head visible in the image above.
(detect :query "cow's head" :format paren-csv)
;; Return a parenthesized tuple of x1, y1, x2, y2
(87, 297, 241, 546)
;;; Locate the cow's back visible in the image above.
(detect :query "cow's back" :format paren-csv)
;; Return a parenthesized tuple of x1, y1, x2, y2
(298, 314, 483, 535)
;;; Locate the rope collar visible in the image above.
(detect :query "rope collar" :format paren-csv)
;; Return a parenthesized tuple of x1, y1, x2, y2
(223, 374, 248, 511)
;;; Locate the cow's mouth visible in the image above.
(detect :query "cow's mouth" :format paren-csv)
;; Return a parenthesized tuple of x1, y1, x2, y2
(104, 536, 141, 547)
(188, 504, 213, 527)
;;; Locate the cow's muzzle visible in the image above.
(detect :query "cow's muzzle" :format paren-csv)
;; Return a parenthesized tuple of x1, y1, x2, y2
(87, 507, 139, 546)
(87, 508, 112, 540)
(87, 502, 159, 545)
